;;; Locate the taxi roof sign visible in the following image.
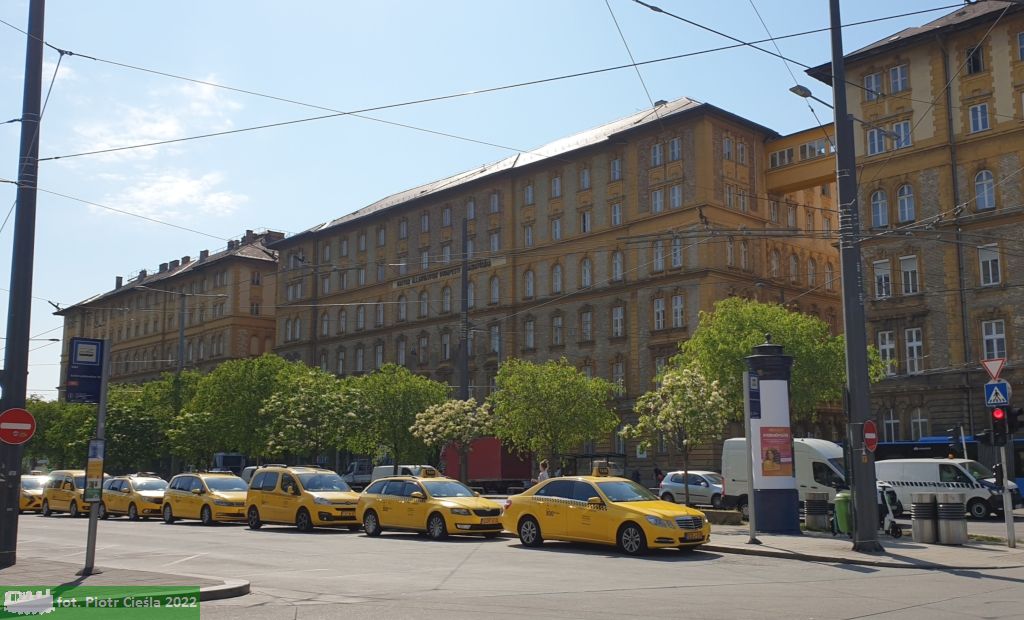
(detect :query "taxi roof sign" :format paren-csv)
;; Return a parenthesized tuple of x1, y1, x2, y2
(591, 462, 611, 477)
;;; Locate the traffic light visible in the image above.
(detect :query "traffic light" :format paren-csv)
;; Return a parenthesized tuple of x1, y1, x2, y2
(945, 427, 960, 457)
(990, 407, 1008, 446)
(1009, 407, 1024, 434)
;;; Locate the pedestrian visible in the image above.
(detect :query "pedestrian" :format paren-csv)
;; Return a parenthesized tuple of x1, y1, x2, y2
(654, 467, 665, 485)
(537, 459, 550, 482)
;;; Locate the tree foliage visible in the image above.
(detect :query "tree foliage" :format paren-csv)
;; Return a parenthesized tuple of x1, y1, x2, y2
(411, 398, 495, 482)
(24, 398, 94, 469)
(490, 358, 620, 462)
(263, 366, 355, 459)
(623, 364, 730, 449)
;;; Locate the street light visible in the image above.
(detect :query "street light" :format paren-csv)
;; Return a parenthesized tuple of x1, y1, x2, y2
(790, 84, 899, 141)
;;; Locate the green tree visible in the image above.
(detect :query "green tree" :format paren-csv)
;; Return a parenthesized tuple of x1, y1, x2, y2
(105, 383, 164, 474)
(678, 297, 882, 421)
(24, 398, 94, 469)
(262, 366, 355, 461)
(411, 398, 494, 483)
(345, 364, 448, 473)
(490, 358, 620, 469)
(623, 364, 730, 505)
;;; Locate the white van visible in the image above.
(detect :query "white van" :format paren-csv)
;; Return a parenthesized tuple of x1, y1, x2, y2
(721, 437, 846, 518)
(875, 458, 1020, 519)
(369, 465, 438, 482)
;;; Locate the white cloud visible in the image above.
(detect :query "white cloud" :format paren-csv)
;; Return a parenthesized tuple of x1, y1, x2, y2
(100, 170, 248, 221)
(73, 105, 183, 162)
(42, 59, 77, 83)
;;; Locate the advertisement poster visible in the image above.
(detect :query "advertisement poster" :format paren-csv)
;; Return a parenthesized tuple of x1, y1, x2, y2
(760, 427, 793, 477)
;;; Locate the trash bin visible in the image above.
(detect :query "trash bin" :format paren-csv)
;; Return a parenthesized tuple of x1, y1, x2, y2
(805, 492, 830, 531)
(910, 493, 937, 544)
(936, 492, 967, 545)
(833, 490, 852, 535)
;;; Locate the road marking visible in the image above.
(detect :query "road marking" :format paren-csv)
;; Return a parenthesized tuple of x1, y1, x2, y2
(162, 553, 206, 567)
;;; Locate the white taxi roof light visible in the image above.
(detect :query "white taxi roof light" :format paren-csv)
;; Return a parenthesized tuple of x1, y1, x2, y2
(591, 463, 611, 477)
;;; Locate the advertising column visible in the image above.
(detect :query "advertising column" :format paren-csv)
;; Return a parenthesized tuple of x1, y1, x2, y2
(744, 336, 799, 534)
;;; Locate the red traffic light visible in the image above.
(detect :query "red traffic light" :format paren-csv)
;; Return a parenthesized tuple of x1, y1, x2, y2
(993, 408, 1007, 420)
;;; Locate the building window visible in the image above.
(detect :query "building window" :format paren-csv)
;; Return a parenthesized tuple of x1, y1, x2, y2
(377, 225, 386, 246)
(878, 331, 896, 376)
(336, 348, 346, 374)
(421, 212, 430, 232)
(725, 185, 733, 209)
(397, 297, 406, 322)
(900, 256, 919, 295)
(726, 238, 735, 267)
(321, 275, 331, 295)
(823, 217, 831, 238)
(466, 238, 474, 259)
(441, 244, 451, 264)
(653, 298, 665, 330)
(873, 260, 892, 299)
(669, 184, 682, 210)
(358, 231, 367, 252)
(610, 157, 622, 181)
(825, 263, 835, 291)
(375, 342, 384, 369)
(580, 210, 592, 234)
(983, 319, 1007, 359)
(651, 189, 664, 213)
(399, 218, 408, 239)
(807, 258, 816, 286)
(489, 276, 500, 304)
(671, 237, 683, 268)
(805, 209, 814, 232)
(551, 264, 563, 294)
(490, 191, 500, 213)
(611, 203, 622, 226)
(551, 176, 561, 198)
(525, 319, 535, 349)
(769, 200, 778, 223)
(669, 137, 681, 161)
(551, 217, 562, 241)
(653, 241, 665, 272)
(396, 338, 406, 366)
(737, 142, 746, 164)
(552, 315, 564, 346)
(579, 168, 590, 190)
(612, 251, 624, 281)
(889, 64, 908, 93)
(377, 262, 386, 282)
(421, 250, 429, 271)
(787, 205, 796, 227)
(769, 148, 793, 168)
(418, 336, 428, 363)
(523, 270, 534, 298)
(864, 72, 882, 100)
(671, 294, 684, 329)
(870, 190, 888, 228)
(524, 183, 534, 205)
(969, 103, 989, 132)
(355, 346, 364, 373)
(466, 199, 475, 220)
(867, 128, 885, 155)
(612, 361, 625, 387)
(357, 267, 366, 286)
(738, 191, 748, 213)
(789, 255, 799, 282)
(441, 332, 451, 361)
(723, 137, 733, 160)
(651, 143, 663, 166)
(770, 250, 780, 278)
(975, 170, 995, 210)
(339, 238, 348, 257)
(441, 206, 451, 228)
(580, 310, 593, 342)
(467, 281, 475, 308)
(911, 408, 928, 441)
(905, 327, 923, 375)
(979, 244, 1000, 286)
(611, 306, 625, 338)
(897, 184, 915, 223)
(321, 312, 330, 336)
(337, 309, 347, 333)
(419, 291, 429, 318)
(580, 258, 593, 288)
(523, 223, 534, 247)
(356, 305, 365, 330)
(489, 231, 500, 252)
(741, 241, 750, 270)
(441, 286, 452, 313)
(892, 120, 912, 149)
(966, 44, 984, 74)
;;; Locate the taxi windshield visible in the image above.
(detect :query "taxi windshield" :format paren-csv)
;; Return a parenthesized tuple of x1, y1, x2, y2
(422, 480, 475, 498)
(597, 480, 658, 503)
(204, 477, 247, 492)
(298, 473, 351, 492)
(133, 479, 167, 491)
(21, 478, 43, 490)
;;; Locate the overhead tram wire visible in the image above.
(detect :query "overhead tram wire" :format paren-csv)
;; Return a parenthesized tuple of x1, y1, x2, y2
(605, 0, 663, 125)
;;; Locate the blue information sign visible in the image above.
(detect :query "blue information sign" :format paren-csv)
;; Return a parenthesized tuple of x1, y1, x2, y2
(65, 337, 105, 404)
(748, 374, 761, 419)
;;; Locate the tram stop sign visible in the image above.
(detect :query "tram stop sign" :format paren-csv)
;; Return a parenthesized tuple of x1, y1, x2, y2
(0, 407, 37, 445)
(863, 419, 879, 453)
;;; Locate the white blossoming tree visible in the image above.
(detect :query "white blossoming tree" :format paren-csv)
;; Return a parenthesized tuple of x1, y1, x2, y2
(411, 398, 495, 483)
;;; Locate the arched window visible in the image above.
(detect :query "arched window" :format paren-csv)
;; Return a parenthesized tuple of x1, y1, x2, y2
(321, 312, 330, 336)
(740, 241, 749, 270)
(419, 291, 429, 317)
(375, 302, 384, 326)
(397, 296, 406, 321)
(356, 305, 365, 329)
(897, 184, 915, 222)
(871, 190, 888, 228)
(726, 238, 735, 266)
(467, 281, 475, 308)
(770, 250, 781, 278)
(611, 251, 624, 281)
(825, 263, 835, 291)
(294, 318, 302, 339)
(807, 258, 817, 286)
(336, 347, 345, 374)
(524, 270, 535, 298)
(580, 258, 593, 288)
(338, 309, 347, 333)
(789, 255, 799, 282)
(442, 286, 452, 313)
(551, 264, 563, 294)
(319, 350, 328, 371)
(975, 170, 995, 210)
(284, 319, 292, 341)
(489, 276, 500, 304)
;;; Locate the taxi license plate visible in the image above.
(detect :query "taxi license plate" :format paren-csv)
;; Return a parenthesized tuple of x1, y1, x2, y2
(684, 531, 703, 541)
(480, 517, 499, 525)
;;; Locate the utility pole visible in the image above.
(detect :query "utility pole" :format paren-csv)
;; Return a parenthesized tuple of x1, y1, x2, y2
(0, 0, 45, 569)
(829, 0, 882, 553)
(459, 218, 470, 401)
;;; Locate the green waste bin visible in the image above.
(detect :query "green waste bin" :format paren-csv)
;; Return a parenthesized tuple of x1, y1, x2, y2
(833, 490, 852, 535)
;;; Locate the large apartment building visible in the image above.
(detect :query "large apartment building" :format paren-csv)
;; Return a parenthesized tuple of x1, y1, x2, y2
(807, 1, 1024, 443)
(270, 97, 842, 467)
(56, 230, 281, 394)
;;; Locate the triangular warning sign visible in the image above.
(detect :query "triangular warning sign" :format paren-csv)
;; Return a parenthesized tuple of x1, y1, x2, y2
(988, 384, 1008, 405)
(982, 358, 1006, 381)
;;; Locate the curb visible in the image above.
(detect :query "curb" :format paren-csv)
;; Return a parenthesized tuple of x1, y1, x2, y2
(185, 574, 251, 602)
(702, 543, 1024, 571)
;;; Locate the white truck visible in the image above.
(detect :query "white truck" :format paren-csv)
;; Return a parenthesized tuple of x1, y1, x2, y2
(874, 458, 1021, 519)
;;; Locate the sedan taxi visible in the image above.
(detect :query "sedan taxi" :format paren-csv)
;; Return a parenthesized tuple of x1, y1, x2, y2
(245, 466, 360, 531)
(501, 473, 711, 555)
(19, 474, 47, 513)
(162, 472, 248, 525)
(100, 473, 167, 520)
(357, 474, 503, 540)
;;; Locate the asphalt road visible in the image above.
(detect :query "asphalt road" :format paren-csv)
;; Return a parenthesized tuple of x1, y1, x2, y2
(13, 513, 1024, 619)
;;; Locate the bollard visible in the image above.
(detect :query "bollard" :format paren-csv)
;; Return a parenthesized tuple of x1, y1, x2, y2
(936, 492, 967, 545)
(910, 493, 937, 544)
(804, 492, 830, 531)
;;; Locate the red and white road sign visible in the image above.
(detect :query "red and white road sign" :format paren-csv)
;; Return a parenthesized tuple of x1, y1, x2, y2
(863, 419, 878, 453)
(0, 407, 37, 445)
(982, 358, 1006, 381)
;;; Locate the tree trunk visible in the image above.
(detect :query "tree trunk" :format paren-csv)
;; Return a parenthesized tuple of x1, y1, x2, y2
(459, 443, 470, 484)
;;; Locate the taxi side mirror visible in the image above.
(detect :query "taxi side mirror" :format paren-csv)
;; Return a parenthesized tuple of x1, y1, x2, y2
(409, 491, 425, 500)
(191, 488, 203, 495)
(587, 496, 604, 506)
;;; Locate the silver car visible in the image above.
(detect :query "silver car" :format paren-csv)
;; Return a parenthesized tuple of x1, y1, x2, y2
(659, 470, 724, 508)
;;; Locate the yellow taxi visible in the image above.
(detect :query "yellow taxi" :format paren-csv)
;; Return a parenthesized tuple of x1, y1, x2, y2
(42, 470, 93, 518)
(19, 474, 48, 513)
(162, 471, 248, 525)
(99, 473, 167, 520)
(245, 465, 360, 531)
(501, 467, 711, 555)
(357, 472, 503, 540)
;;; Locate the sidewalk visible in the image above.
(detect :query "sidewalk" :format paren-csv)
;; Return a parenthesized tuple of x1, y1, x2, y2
(705, 524, 1024, 570)
(0, 558, 249, 601)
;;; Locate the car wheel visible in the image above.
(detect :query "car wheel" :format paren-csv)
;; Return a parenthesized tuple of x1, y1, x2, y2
(98, 503, 108, 520)
(42, 500, 51, 517)
(518, 516, 543, 547)
(661, 492, 675, 503)
(739, 499, 749, 521)
(200, 505, 214, 526)
(967, 498, 990, 520)
(711, 494, 722, 509)
(128, 503, 139, 521)
(247, 506, 262, 530)
(363, 510, 382, 537)
(69, 501, 79, 518)
(162, 504, 175, 524)
(296, 508, 314, 532)
(427, 513, 448, 540)
(618, 523, 648, 556)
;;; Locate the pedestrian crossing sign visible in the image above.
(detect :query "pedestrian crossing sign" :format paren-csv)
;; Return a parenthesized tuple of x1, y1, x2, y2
(985, 380, 1010, 407)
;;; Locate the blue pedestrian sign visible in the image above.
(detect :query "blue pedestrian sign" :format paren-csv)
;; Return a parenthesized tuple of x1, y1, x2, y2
(985, 379, 1011, 407)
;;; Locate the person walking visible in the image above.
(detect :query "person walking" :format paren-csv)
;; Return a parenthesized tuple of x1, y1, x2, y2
(537, 459, 550, 482)
(654, 467, 665, 485)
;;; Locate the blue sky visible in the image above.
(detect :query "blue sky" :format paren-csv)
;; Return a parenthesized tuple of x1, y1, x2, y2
(0, 0, 960, 398)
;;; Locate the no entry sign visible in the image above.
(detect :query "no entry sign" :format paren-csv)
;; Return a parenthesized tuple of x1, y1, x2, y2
(0, 407, 36, 445)
(863, 419, 878, 453)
